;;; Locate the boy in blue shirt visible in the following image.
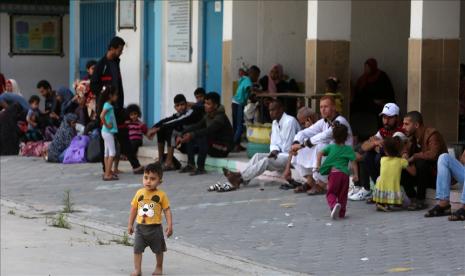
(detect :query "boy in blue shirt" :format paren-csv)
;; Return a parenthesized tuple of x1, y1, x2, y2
(232, 65, 260, 152)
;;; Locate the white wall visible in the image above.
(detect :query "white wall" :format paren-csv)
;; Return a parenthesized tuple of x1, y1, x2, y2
(0, 13, 69, 103)
(116, 0, 143, 107)
(231, 1, 307, 83)
(162, 0, 201, 117)
(307, 0, 351, 40)
(351, 1, 410, 113)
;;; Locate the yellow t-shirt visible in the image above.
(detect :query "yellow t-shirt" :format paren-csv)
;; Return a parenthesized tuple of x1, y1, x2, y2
(131, 188, 170, 225)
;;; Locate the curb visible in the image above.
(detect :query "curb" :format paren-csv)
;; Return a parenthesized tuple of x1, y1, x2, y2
(1, 198, 306, 276)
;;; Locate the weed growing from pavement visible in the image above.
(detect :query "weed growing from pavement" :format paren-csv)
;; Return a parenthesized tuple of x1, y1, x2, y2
(82, 226, 88, 235)
(62, 189, 74, 213)
(8, 210, 15, 215)
(110, 232, 133, 246)
(50, 213, 71, 229)
(96, 238, 110, 245)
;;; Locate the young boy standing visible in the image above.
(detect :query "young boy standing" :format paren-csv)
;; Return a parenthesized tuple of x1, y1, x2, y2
(128, 162, 173, 276)
(317, 124, 358, 220)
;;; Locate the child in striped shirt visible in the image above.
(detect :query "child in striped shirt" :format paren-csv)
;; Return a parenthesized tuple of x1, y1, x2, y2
(127, 104, 148, 155)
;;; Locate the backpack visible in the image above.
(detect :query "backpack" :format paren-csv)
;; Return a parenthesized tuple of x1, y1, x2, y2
(86, 131, 102, 162)
(63, 135, 90, 164)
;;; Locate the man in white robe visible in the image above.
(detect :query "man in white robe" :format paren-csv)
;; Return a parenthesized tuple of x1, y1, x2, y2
(223, 100, 300, 187)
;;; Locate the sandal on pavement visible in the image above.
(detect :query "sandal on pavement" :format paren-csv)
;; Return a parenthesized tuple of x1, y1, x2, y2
(102, 175, 118, 181)
(132, 166, 145, 175)
(294, 183, 309, 193)
(179, 165, 195, 173)
(307, 185, 326, 196)
(190, 169, 207, 176)
(217, 182, 236, 192)
(366, 198, 376, 205)
(448, 208, 465, 221)
(376, 204, 392, 212)
(208, 182, 222, 192)
(408, 201, 427, 211)
(280, 180, 300, 190)
(424, 204, 451, 217)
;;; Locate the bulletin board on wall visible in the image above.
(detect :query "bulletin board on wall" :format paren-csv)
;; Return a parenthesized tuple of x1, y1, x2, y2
(9, 14, 63, 57)
(167, 0, 191, 62)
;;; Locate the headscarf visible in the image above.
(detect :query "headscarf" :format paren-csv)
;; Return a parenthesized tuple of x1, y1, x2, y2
(57, 86, 74, 117)
(0, 73, 5, 94)
(6, 79, 22, 96)
(267, 64, 284, 93)
(47, 113, 77, 162)
(355, 58, 382, 90)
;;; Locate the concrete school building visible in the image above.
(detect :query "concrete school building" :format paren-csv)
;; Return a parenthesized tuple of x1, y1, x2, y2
(64, 0, 464, 142)
(0, 1, 464, 140)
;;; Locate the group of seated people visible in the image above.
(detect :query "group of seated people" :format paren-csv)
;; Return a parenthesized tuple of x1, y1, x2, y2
(0, 61, 99, 162)
(221, 96, 464, 222)
(1, 59, 464, 222)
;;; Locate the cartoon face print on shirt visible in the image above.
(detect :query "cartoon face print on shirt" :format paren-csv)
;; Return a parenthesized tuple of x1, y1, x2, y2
(137, 194, 161, 224)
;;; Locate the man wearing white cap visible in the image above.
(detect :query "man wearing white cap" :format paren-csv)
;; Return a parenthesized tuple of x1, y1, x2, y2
(350, 103, 404, 201)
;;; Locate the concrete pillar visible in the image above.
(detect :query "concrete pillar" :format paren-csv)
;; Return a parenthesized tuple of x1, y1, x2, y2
(408, 0, 461, 142)
(69, 0, 79, 88)
(222, 0, 233, 119)
(306, 0, 351, 115)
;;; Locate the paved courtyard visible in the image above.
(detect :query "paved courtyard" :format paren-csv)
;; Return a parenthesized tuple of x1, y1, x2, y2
(1, 156, 464, 275)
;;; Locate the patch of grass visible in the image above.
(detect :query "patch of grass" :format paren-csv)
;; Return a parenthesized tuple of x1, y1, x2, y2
(110, 232, 133, 246)
(62, 189, 74, 213)
(8, 210, 15, 215)
(96, 238, 110, 245)
(50, 213, 71, 229)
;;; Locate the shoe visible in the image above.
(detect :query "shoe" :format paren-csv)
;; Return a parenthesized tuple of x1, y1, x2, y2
(331, 203, 341, 220)
(348, 186, 361, 197)
(190, 169, 207, 176)
(133, 166, 145, 175)
(349, 188, 372, 201)
(179, 165, 195, 173)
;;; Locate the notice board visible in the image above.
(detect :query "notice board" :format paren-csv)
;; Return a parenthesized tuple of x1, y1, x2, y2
(167, 0, 191, 62)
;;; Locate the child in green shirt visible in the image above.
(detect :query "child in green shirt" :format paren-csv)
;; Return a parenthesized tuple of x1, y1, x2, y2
(317, 124, 358, 220)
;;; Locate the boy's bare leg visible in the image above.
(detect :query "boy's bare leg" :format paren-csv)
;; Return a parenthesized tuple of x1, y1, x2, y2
(157, 143, 164, 162)
(153, 253, 163, 275)
(131, 253, 142, 276)
(103, 157, 112, 178)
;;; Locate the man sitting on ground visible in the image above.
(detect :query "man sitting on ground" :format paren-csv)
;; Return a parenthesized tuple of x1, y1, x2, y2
(147, 94, 204, 171)
(280, 107, 318, 190)
(425, 149, 465, 221)
(351, 103, 404, 201)
(223, 99, 300, 188)
(401, 111, 447, 210)
(177, 92, 233, 175)
(291, 96, 353, 195)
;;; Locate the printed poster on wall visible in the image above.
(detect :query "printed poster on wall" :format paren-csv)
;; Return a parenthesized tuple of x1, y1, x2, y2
(167, 0, 191, 62)
(10, 14, 63, 56)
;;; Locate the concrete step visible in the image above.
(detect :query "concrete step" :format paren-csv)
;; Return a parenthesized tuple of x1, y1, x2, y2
(137, 145, 288, 183)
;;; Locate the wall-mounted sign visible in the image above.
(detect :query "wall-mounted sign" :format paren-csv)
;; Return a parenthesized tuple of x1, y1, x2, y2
(9, 14, 63, 56)
(118, 0, 136, 31)
(167, 0, 191, 62)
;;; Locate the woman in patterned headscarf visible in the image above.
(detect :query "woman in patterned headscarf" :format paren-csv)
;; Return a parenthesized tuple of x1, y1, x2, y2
(46, 113, 78, 163)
